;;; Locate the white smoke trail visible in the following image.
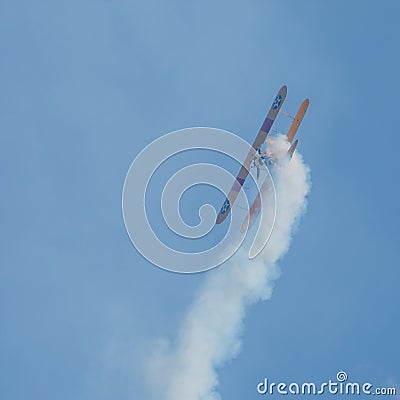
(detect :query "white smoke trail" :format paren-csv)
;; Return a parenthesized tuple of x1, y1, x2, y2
(147, 136, 311, 400)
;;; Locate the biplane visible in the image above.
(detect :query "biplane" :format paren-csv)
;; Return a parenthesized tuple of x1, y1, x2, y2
(215, 85, 309, 231)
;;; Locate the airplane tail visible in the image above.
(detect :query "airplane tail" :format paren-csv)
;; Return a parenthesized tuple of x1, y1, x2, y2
(287, 139, 298, 159)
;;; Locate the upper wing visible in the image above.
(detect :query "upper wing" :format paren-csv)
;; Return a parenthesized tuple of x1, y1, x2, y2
(286, 99, 309, 143)
(215, 85, 287, 224)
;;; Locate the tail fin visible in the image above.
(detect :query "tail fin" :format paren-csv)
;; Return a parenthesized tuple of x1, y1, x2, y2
(287, 139, 299, 159)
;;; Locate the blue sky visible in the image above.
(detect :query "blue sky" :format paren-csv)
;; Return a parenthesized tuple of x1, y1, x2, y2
(1, 1, 399, 399)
